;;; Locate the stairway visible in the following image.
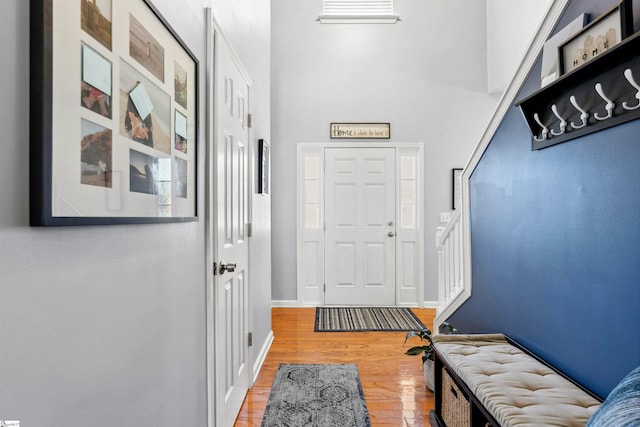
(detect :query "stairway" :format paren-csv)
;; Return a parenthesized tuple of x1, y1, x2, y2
(432, 0, 570, 332)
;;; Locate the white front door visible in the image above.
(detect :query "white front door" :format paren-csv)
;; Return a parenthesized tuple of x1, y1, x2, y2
(324, 148, 396, 305)
(207, 18, 251, 427)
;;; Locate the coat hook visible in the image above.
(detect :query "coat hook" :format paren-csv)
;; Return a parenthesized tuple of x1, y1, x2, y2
(594, 83, 614, 120)
(550, 104, 567, 135)
(622, 69, 640, 110)
(569, 96, 589, 129)
(533, 113, 548, 141)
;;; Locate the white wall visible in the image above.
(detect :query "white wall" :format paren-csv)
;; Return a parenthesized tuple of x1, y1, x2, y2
(270, 0, 501, 304)
(486, 0, 552, 94)
(0, 0, 270, 425)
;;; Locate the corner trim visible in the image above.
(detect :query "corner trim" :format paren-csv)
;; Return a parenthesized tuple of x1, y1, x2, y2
(316, 15, 400, 24)
(252, 330, 274, 385)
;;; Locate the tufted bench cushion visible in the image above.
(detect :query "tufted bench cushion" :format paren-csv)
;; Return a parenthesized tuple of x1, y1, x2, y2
(432, 334, 601, 427)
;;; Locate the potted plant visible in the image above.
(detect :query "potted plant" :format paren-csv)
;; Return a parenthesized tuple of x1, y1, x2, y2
(404, 323, 458, 391)
(404, 328, 435, 391)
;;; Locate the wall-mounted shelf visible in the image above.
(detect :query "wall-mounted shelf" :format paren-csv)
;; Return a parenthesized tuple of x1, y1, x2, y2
(516, 31, 640, 150)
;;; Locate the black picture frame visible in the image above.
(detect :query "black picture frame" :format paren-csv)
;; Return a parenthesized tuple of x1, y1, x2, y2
(258, 139, 270, 195)
(452, 168, 463, 210)
(30, 0, 198, 226)
(559, 0, 633, 75)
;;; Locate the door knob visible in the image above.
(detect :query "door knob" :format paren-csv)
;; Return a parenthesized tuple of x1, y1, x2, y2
(219, 262, 237, 275)
(388, 231, 395, 237)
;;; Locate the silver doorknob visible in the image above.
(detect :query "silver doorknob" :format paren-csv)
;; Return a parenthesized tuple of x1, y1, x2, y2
(219, 262, 237, 275)
(388, 231, 395, 237)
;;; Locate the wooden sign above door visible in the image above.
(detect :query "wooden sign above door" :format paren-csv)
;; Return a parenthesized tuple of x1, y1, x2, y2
(330, 123, 390, 139)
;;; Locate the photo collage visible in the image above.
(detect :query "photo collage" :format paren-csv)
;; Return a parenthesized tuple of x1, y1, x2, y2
(79, 0, 193, 216)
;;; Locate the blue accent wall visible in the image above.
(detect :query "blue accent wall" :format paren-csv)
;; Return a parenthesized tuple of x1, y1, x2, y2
(448, 0, 640, 399)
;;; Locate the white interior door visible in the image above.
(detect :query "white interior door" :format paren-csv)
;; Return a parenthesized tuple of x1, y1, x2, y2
(324, 148, 396, 305)
(208, 20, 251, 427)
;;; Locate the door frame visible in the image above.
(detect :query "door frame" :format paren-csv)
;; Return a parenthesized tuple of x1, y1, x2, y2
(296, 142, 424, 307)
(205, 10, 254, 427)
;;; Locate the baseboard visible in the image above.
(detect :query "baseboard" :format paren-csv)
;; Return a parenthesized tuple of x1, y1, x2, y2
(271, 300, 299, 307)
(252, 330, 274, 385)
(272, 300, 439, 308)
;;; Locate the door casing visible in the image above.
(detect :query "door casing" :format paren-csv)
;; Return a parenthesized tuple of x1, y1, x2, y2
(206, 11, 254, 427)
(296, 142, 424, 307)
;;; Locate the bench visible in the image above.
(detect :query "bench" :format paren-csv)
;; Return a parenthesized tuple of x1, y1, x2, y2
(430, 334, 602, 427)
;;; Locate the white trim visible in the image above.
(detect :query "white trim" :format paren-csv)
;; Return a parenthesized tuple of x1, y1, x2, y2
(422, 300, 439, 309)
(434, 289, 471, 331)
(205, 11, 216, 427)
(251, 331, 274, 384)
(271, 300, 301, 307)
(433, 0, 571, 331)
(272, 300, 436, 309)
(317, 15, 400, 24)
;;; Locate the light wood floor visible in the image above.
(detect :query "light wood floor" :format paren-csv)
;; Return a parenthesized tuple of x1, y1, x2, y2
(234, 307, 435, 427)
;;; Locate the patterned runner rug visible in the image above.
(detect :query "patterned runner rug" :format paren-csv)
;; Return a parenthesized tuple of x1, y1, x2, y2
(314, 307, 425, 332)
(260, 364, 371, 427)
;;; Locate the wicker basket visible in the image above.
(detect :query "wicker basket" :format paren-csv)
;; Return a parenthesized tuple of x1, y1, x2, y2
(442, 367, 471, 427)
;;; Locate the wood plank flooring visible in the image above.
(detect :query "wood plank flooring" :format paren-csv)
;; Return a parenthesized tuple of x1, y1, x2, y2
(234, 307, 435, 427)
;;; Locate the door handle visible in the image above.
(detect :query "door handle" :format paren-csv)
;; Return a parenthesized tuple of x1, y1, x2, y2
(219, 262, 237, 275)
(388, 231, 395, 237)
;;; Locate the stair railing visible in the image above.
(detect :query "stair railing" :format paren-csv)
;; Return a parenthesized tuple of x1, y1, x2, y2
(434, 205, 468, 331)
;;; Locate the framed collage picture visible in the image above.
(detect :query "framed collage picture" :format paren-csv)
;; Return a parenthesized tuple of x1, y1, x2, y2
(30, 0, 198, 225)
